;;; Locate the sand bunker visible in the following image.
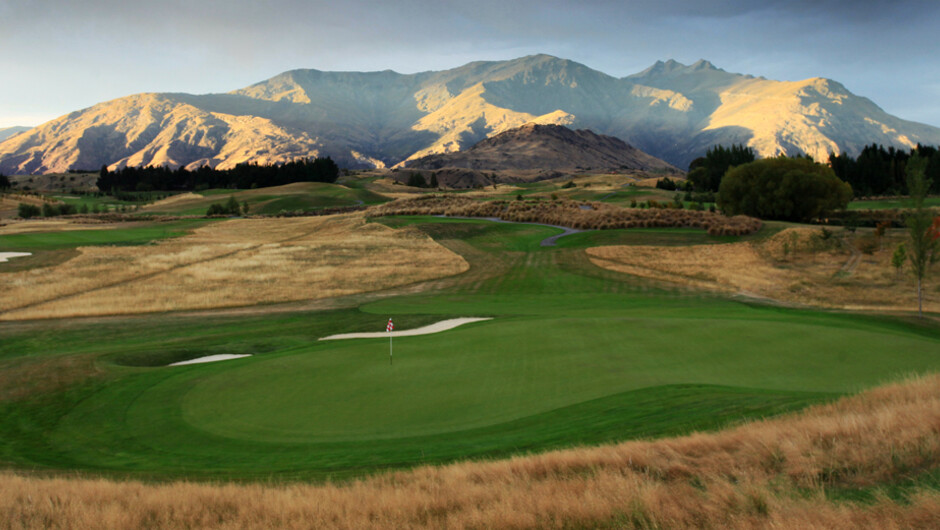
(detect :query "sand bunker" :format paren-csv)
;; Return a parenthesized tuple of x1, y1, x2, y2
(169, 354, 252, 366)
(320, 318, 492, 340)
(0, 252, 31, 263)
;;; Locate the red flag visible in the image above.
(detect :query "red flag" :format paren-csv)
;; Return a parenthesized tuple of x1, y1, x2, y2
(386, 318, 394, 332)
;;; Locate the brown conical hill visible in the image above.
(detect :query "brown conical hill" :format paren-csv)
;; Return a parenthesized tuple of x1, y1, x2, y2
(406, 123, 678, 173)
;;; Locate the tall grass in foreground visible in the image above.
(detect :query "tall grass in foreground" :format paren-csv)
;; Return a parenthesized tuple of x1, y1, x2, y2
(3, 374, 939, 529)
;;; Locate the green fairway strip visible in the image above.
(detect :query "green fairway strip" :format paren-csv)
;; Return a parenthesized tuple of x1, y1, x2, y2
(0, 219, 213, 251)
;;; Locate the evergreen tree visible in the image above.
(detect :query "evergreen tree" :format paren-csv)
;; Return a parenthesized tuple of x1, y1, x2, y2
(688, 144, 755, 192)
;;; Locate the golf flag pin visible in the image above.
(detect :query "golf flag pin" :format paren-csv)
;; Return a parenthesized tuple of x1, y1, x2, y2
(387, 318, 394, 365)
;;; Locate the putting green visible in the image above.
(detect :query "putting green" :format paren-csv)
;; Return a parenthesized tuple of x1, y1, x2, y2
(158, 313, 935, 445)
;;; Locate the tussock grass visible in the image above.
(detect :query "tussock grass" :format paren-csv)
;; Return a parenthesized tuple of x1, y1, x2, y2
(0, 214, 467, 320)
(588, 227, 939, 312)
(370, 195, 761, 235)
(2, 374, 939, 528)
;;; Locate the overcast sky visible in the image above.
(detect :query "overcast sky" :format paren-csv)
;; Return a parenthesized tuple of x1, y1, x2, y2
(2, 0, 938, 129)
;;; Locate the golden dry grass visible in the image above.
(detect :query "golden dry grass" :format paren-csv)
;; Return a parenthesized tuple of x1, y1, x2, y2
(588, 227, 939, 313)
(0, 218, 121, 235)
(3, 374, 939, 529)
(371, 195, 761, 235)
(0, 214, 468, 320)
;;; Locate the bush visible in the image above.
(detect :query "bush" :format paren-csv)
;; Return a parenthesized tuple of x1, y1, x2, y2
(17, 203, 41, 219)
(718, 157, 852, 222)
(207, 196, 242, 216)
(406, 173, 428, 188)
(656, 177, 678, 191)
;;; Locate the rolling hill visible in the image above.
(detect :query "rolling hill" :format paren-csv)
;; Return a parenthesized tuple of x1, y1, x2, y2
(1, 55, 938, 174)
(407, 123, 678, 173)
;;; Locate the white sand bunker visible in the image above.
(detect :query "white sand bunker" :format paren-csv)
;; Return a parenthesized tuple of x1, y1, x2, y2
(320, 318, 493, 340)
(0, 252, 31, 263)
(169, 354, 252, 366)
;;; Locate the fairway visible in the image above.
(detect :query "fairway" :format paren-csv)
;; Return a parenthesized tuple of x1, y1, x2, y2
(1, 217, 938, 480)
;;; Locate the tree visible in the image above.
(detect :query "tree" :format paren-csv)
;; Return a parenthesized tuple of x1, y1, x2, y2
(904, 154, 939, 316)
(0, 172, 10, 190)
(429, 173, 439, 189)
(892, 243, 907, 279)
(717, 156, 853, 221)
(17, 203, 40, 219)
(407, 173, 427, 188)
(688, 144, 756, 192)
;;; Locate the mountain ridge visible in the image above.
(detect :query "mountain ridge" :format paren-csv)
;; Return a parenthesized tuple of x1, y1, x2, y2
(1, 54, 938, 174)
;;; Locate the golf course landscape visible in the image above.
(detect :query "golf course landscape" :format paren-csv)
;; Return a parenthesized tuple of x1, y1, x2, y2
(1, 174, 939, 527)
(2, 207, 938, 482)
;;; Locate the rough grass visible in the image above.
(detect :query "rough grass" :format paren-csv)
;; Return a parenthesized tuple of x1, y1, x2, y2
(2, 374, 938, 529)
(369, 195, 762, 235)
(0, 214, 468, 320)
(587, 226, 939, 313)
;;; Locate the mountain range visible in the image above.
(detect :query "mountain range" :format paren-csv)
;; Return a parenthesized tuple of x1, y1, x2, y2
(1, 55, 938, 175)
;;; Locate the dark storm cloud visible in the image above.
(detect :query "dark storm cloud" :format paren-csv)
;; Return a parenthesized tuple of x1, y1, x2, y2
(1, 0, 939, 127)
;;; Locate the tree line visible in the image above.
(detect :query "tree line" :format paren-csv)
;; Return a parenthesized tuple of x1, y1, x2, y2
(97, 157, 340, 192)
(828, 144, 940, 197)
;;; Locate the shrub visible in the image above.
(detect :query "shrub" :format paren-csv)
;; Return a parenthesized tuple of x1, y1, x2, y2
(406, 173, 428, 188)
(718, 157, 853, 221)
(17, 203, 41, 219)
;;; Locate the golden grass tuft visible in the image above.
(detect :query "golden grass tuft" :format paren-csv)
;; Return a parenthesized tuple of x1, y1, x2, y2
(0, 214, 468, 320)
(587, 227, 939, 312)
(370, 195, 762, 235)
(3, 374, 940, 528)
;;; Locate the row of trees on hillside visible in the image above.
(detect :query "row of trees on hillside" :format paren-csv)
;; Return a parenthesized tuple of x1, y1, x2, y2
(97, 157, 340, 192)
(828, 144, 940, 197)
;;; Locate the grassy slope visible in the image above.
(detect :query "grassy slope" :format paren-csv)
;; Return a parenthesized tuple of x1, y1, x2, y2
(0, 220, 213, 251)
(0, 217, 938, 481)
(142, 182, 389, 216)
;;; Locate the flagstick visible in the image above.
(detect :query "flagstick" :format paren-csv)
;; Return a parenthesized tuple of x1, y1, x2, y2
(389, 334, 393, 365)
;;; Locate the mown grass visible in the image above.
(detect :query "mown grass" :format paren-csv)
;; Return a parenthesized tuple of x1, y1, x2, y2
(0, 219, 213, 252)
(848, 196, 940, 210)
(2, 373, 939, 528)
(0, 216, 937, 482)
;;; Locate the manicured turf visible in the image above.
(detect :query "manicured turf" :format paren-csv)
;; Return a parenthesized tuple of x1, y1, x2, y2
(0, 219, 213, 251)
(0, 216, 938, 481)
(848, 197, 940, 210)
